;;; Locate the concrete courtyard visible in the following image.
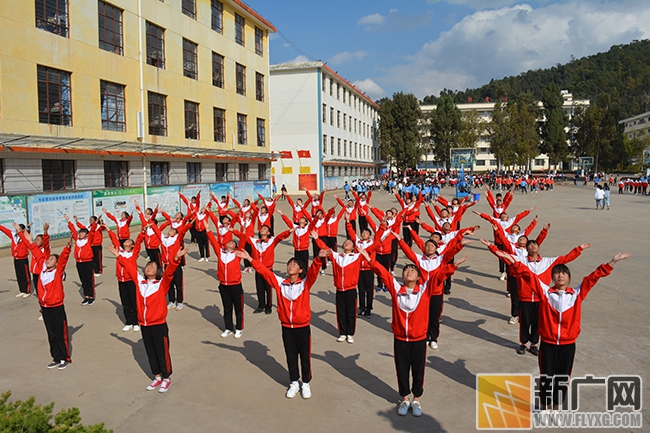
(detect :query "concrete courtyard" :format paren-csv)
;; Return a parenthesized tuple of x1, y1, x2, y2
(0, 184, 648, 432)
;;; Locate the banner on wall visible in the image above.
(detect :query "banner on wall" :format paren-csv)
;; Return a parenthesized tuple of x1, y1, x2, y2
(0, 196, 28, 248)
(253, 180, 271, 198)
(233, 181, 254, 203)
(180, 184, 211, 203)
(28, 191, 93, 240)
(93, 188, 144, 229)
(210, 183, 234, 201)
(147, 186, 181, 215)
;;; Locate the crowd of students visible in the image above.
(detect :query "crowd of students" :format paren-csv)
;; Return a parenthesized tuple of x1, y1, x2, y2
(0, 185, 629, 419)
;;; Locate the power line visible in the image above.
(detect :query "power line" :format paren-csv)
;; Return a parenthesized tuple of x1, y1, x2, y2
(275, 28, 317, 61)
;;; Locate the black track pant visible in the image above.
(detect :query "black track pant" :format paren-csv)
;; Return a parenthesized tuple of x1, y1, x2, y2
(42, 305, 71, 363)
(91, 245, 103, 274)
(76, 261, 95, 299)
(32, 273, 40, 297)
(394, 338, 427, 397)
(496, 243, 506, 273)
(168, 265, 184, 304)
(244, 243, 253, 268)
(142, 322, 172, 379)
(146, 248, 161, 267)
(376, 253, 391, 288)
(295, 249, 309, 270)
(335, 289, 357, 336)
(519, 301, 539, 345)
(220, 283, 244, 331)
(196, 230, 208, 259)
(14, 258, 30, 294)
(282, 325, 311, 383)
(359, 216, 368, 233)
(538, 342, 575, 409)
(312, 239, 326, 270)
(427, 294, 444, 342)
(444, 257, 455, 294)
(358, 269, 374, 313)
(255, 270, 272, 309)
(507, 271, 519, 317)
(348, 220, 356, 236)
(118, 280, 138, 326)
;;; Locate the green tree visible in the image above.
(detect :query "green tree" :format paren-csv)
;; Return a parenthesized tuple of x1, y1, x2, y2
(428, 95, 462, 170)
(623, 134, 650, 168)
(488, 100, 516, 168)
(457, 109, 485, 150)
(379, 92, 422, 171)
(540, 83, 569, 167)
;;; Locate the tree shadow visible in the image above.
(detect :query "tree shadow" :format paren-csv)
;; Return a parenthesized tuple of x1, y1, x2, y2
(188, 266, 217, 279)
(203, 340, 287, 386)
(428, 356, 475, 390)
(446, 297, 510, 322)
(377, 408, 447, 432)
(442, 316, 516, 350)
(110, 332, 149, 377)
(309, 309, 339, 338)
(67, 323, 83, 358)
(454, 276, 505, 297)
(103, 297, 126, 323)
(458, 265, 502, 281)
(185, 302, 222, 329)
(312, 350, 395, 403)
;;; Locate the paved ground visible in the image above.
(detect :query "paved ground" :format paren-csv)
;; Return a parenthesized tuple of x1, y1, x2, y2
(0, 184, 648, 433)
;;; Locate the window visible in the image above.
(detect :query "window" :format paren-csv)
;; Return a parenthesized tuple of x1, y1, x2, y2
(0, 160, 4, 194)
(337, 138, 341, 156)
(215, 163, 227, 181)
(337, 111, 341, 128)
(37, 65, 72, 126)
(183, 39, 198, 79)
(475, 160, 486, 166)
(344, 140, 347, 157)
(150, 162, 169, 185)
(535, 158, 545, 166)
(211, 0, 223, 33)
(255, 72, 264, 102)
(329, 79, 333, 96)
(330, 108, 334, 126)
(234, 13, 245, 46)
(184, 101, 199, 139)
(490, 159, 498, 166)
(182, 0, 196, 19)
(148, 92, 167, 136)
(212, 52, 224, 88)
(322, 74, 326, 92)
(98, 1, 123, 54)
(257, 164, 266, 180)
(337, 84, 341, 100)
(213, 107, 225, 142)
(236, 64, 246, 95)
(238, 163, 249, 181)
(146, 22, 165, 68)
(322, 104, 327, 123)
(343, 115, 346, 130)
(330, 137, 335, 155)
(237, 113, 247, 144)
(255, 27, 263, 56)
(104, 160, 128, 187)
(42, 160, 75, 191)
(343, 90, 346, 104)
(35, 0, 68, 37)
(323, 135, 327, 154)
(256, 118, 265, 147)
(100, 80, 125, 131)
(187, 162, 201, 183)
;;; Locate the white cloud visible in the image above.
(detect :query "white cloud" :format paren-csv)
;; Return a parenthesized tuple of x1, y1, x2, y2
(352, 79, 386, 99)
(329, 50, 369, 65)
(289, 55, 310, 63)
(384, 1, 650, 98)
(426, 0, 522, 9)
(358, 13, 385, 25)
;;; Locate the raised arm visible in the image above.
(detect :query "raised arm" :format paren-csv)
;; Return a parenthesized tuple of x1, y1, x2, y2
(437, 196, 450, 207)
(552, 243, 590, 267)
(410, 228, 425, 253)
(132, 231, 146, 256)
(577, 253, 630, 301)
(512, 207, 535, 225)
(103, 209, 117, 223)
(522, 216, 538, 237)
(394, 193, 405, 208)
(105, 226, 120, 248)
(206, 230, 221, 254)
(345, 220, 358, 242)
(535, 223, 549, 245)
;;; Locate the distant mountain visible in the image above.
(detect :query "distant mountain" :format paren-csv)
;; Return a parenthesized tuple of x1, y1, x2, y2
(422, 39, 650, 118)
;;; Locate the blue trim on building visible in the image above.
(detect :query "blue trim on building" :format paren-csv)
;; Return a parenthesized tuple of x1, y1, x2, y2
(316, 67, 323, 191)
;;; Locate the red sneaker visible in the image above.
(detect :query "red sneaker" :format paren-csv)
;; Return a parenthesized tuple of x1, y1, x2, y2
(158, 380, 171, 393)
(146, 378, 162, 391)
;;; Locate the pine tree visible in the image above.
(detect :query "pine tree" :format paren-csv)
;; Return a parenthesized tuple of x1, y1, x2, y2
(379, 93, 422, 171)
(428, 95, 462, 170)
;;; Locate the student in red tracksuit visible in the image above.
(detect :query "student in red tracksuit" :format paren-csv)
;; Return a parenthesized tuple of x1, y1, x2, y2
(312, 207, 334, 273)
(277, 209, 313, 269)
(150, 218, 193, 311)
(323, 205, 346, 253)
(180, 191, 200, 244)
(75, 216, 106, 276)
(246, 225, 292, 314)
(498, 250, 630, 411)
(368, 207, 403, 291)
(103, 208, 133, 247)
(485, 189, 513, 218)
(336, 195, 358, 233)
(235, 247, 328, 399)
(257, 193, 279, 236)
(21, 234, 73, 370)
(360, 248, 465, 417)
(232, 207, 257, 273)
(1, 222, 31, 297)
(285, 194, 310, 224)
(305, 189, 325, 217)
(105, 222, 146, 332)
(352, 190, 372, 233)
(65, 215, 97, 305)
(108, 242, 189, 393)
(194, 205, 212, 262)
(23, 223, 51, 301)
(207, 229, 245, 338)
(211, 193, 231, 220)
(135, 200, 161, 266)
(345, 213, 382, 317)
(396, 192, 424, 247)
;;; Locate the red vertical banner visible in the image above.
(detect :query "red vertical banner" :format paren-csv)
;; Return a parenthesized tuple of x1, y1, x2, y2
(298, 174, 317, 191)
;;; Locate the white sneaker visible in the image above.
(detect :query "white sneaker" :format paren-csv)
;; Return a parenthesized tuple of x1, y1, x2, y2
(122, 324, 133, 332)
(22, 292, 32, 298)
(221, 330, 233, 338)
(391, 270, 395, 276)
(397, 400, 410, 416)
(320, 270, 325, 275)
(167, 302, 176, 309)
(346, 335, 354, 344)
(38, 315, 43, 321)
(428, 341, 439, 350)
(508, 316, 519, 325)
(301, 382, 311, 399)
(337, 335, 347, 342)
(175, 303, 184, 311)
(204, 258, 209, 263)
(499, 272, 507, 281)
(198, 258, 205, 262)
(94, 273, 101, 277)
(286, 381, 300, 398)
(16, 293, 25, 298)
(234, 330, 243, 339)
(133, 325, 141, 332)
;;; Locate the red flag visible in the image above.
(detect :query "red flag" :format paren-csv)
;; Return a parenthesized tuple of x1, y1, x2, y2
(485, 96, 490, 102)
(279, 150, 292, 159)
(297, 150, 311, 158)
(468, 97, 473, 103)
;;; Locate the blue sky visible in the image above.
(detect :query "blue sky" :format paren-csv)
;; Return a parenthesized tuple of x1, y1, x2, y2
(252, 0, 650, 100)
